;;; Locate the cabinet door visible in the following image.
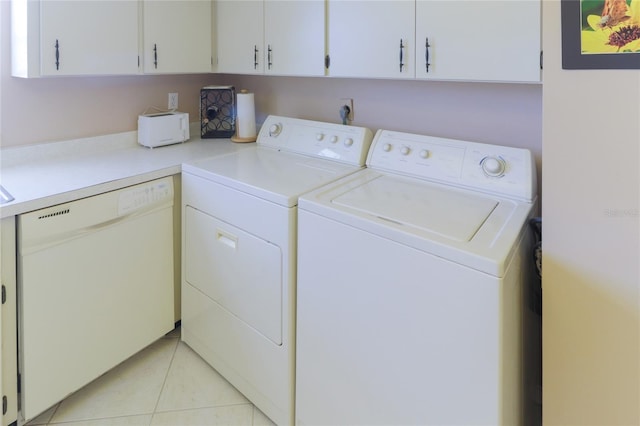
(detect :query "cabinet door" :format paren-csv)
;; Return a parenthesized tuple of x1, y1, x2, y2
(416, 0, 541, 82)
(327, 0, 414, 79)
(40, 1, 139, 76)
(264, 0, 325, 76)
(215, 0, 264, 74)
(1, 218, 17, 426)
(0, 223, 3, 426)
(143, 0, 213, 74)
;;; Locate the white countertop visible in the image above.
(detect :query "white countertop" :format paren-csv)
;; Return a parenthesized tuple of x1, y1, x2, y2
(0, 127, 253, 218)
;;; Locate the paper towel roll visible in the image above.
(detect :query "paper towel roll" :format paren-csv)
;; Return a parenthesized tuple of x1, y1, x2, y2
(232, 90, 257, 143)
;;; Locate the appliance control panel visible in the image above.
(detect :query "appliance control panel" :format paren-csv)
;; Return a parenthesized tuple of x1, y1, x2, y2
(368, 130, 536, 202)
(118, 178, 174, 216)
(257, 115, 374, 166)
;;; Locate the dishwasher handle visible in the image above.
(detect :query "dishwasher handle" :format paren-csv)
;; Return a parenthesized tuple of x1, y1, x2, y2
(19, 202, 171, 256)
(19, 178, 174, 254)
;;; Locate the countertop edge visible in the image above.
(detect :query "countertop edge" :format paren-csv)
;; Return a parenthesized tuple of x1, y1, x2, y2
(0, 127, 253, 219)
(0, 166, 180, 219)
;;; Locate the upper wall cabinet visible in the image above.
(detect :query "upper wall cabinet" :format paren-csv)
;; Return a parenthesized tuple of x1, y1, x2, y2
(215, 0, 325, 76)
(214, 0, 263, 74)
(264, 0, 325, 76)
(326, 0, 541, 83)
(327, 1, 415, 79)
(142, 0, 213, 74)
(415, 0, 541, 82)
(11, 0, 139, 77)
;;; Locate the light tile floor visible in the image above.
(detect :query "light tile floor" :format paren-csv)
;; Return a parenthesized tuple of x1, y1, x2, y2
(25, 327, 276, 426)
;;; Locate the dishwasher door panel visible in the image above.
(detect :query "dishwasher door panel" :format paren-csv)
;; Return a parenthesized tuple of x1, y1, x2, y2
(18, 180, 175, 422)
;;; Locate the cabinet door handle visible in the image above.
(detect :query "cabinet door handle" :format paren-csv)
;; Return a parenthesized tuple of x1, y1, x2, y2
(425, 37, 431, 73)
(153, 43, 158, 69)
(267, 45, 273, 70)
(399, 39, 405, 72)
(55, 39, 60, 70)
(254, 45, 259, 69)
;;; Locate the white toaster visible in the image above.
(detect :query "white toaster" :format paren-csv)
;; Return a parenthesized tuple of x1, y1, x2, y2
(138, 112, 190, 148)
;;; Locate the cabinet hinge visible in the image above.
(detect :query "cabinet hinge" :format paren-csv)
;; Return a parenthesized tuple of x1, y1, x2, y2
(1, 284, 5, 304)
(2, 395, 7, 415)
(325, 54, 330, 69)
(540, 50, 543, 70)
(138, 56, 140, 68)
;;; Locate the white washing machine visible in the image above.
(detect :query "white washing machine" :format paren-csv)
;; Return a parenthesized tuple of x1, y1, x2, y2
(180, 116, 373, 425)
(296, 130, 537, 425)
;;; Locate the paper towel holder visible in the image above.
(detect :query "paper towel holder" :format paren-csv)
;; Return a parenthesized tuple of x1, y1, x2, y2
(231, 89, 257, 143)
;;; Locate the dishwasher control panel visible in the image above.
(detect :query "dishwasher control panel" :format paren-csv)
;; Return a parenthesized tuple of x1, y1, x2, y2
(118, 179, 174, 216)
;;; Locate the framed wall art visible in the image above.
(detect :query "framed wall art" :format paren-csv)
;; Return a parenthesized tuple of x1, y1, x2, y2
(561, 0, 640, 69)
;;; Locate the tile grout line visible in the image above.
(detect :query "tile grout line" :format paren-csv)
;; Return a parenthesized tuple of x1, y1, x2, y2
(48, 412, 155, 426)
(148, 335, 181, 425)
(43, 403, 60, 426)
(147, 402, 255, 415)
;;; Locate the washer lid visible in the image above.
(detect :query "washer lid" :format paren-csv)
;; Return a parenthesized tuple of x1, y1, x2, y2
(299, 168, 535, 277)
(332, 175, 498, 242)
(182, 147, 362, 207)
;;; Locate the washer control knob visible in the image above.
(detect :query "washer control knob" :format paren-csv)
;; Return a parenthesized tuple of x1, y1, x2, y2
(316, 133, 325, 141)
(344, 138, 354, 147)
(400, 146, 411, 156)
(330, 135, 339, 143)
(269, 123, 282, 137)
(420, 149, 431, 159)
(481, 156, 506, 177)
(383, 143, 393, 152)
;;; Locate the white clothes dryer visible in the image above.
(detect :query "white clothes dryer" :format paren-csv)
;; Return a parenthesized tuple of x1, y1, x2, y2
(180, 116, 373, 425)
(296, 129, 537, 425)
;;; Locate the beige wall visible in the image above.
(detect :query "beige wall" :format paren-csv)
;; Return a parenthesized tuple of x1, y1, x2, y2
(542, 0, 640, 424)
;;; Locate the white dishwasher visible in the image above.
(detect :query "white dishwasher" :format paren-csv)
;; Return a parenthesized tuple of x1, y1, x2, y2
(17, 177, 175, 422)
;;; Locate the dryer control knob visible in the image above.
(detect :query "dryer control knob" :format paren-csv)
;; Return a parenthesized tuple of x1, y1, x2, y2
(420, 149, 430, 159)
(330, 135, 339, 143)
(400, 146, 411, 156)
(344, 138, 354, 147)
(269, 123, 282, 137)
(481, 156, 506, 177)
(383, 143, 392, 152)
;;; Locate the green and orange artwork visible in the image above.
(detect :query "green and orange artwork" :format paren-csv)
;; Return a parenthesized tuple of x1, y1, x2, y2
(580, 0, 640, 53)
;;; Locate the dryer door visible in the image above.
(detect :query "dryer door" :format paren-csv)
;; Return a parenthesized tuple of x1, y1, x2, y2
(184, 206, 282, 345)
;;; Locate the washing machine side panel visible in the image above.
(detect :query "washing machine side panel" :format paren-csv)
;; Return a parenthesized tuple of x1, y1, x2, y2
(296, 209, 522, 425)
